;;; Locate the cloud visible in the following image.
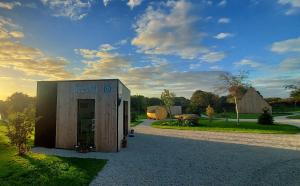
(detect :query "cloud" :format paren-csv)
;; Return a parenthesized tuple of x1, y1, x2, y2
(9, 31, 24, 39)
(214, 32, 233, 39)
(234, 59, 262, 68)
(77, 44, 227, 98)
(279, 57, 300, 71)
(218, 17, 230, 24)
(127, 0, 143, 9)
(271, 37, 300, 53)
(41, 0, 92, 20)
(0, 17, 73, 80)
(278, 0, 300, 15)
(103, 0, 111, 6)
(131, 0, 208, 59)
(218, 0, 227, 6)
(0, 41, 73, 79)
(189, 63, 201, 69)
(200, 52, 226, 63)
(0, 1, 21, 10)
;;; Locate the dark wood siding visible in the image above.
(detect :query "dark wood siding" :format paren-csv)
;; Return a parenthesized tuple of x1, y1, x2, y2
(35, 82, 57, 148)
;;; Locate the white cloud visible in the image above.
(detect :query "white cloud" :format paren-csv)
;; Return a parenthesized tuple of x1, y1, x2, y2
(77, 44, 227, 98)
(214, 32, 233, 39)
(132, 0, 208, 59)
(234, 59, 262, 68)
(210, 65, 222, 70)
(0, 16, 73, 80)
(0, 1, 21, 10)
(189, 63, 201, 69)
(218, 17, 230, 24)
(271, 37, 300, 53)
(279, 57, 300, 71)
(218, 0, 227, 6)
(9, 31, 24, 39)
(200, 52, 226, 63)
(278, 0, 300, 15)
(41, 0, 92, 20)
(127, 0, 143, 9)
(103, 0, 111, 7)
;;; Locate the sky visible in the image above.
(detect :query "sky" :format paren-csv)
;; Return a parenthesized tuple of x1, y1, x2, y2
(0, 0, 300, 100)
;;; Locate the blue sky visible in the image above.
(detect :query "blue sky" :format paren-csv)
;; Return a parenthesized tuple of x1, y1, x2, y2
(0, 0, 300, 99)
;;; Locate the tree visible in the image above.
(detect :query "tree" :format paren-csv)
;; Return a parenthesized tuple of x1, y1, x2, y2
(206, 105, 215, 122)
(161, 89, 175, 118)
(285, 85, 300, 108)
(189, 90, 218, 114)
(6, 108, 36, 155)
(6, 92, 35, 115)
(216, 72, 249, 125)
(146, 97, 162, 106)
(130, 95, 147, 115)
(174, 97, 190, 113)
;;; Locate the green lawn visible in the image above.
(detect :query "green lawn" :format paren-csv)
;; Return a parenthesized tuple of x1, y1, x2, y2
(0, 121, 107, 186)
(287, 115, 300, 119)
(151, 118, 300, 134)
(215, 112, 293, 119)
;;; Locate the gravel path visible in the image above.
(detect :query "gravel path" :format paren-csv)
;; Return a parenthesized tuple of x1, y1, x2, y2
(33, 119, 300, 186)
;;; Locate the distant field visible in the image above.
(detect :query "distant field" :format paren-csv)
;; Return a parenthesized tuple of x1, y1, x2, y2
(152, 118, 300, 134)
(0, 121, 107, 186)
(215, 112, 293, 119)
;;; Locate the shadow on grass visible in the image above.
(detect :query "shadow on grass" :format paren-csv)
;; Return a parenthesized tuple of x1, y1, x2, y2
(0, 153, 107, 186)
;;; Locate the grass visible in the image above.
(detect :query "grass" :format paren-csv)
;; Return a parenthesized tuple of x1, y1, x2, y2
(287, 115, 300, 119)
(130, 114, 147, 127)
(215, 112, 293, 119)
(0, 121, 107, 186)
(151, 118, 300, 134)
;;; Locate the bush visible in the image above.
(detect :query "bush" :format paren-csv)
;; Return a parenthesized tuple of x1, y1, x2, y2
(175, 114, 200, 126)
(131, 112, 138, 122)
(258, 108, 274, 125)
(206, 105, 215, 122)
(6, 108, 36, 155)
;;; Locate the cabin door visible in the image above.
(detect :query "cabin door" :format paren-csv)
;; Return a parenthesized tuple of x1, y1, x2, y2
(123, 101, 129, 137)
(77, 99, 95, 148)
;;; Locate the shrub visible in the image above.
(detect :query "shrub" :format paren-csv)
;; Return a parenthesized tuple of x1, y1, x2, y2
(206, 105, 215, 122)
(258, 108, 274, 125)
(131, 112, 138, 122)
(6, 108, 36, 155)
(175, 114, 200, 126)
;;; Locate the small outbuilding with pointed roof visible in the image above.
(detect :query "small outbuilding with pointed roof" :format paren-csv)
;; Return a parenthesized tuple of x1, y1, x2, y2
(237, 87, 272, 114)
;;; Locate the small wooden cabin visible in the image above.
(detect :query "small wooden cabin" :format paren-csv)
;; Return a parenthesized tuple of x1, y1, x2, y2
(34, 79, 130, 152)
(147, 106, 167, 120)
(238, 87, 272, 114)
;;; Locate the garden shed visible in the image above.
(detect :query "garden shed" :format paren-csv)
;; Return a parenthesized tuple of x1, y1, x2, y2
(34, 79, 130, 152)
(238, 87, 272, 114)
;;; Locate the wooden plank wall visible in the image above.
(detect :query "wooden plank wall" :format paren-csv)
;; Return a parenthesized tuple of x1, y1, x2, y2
(56, 80, 118, 152)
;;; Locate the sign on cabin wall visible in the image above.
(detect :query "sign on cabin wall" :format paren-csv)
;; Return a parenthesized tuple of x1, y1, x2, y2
(73, 83, 113, 94)
(74, 84, 97, 94)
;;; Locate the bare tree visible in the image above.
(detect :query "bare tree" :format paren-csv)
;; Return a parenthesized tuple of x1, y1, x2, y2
(216, 71, 249, 125)
(161, 89, 175, 118)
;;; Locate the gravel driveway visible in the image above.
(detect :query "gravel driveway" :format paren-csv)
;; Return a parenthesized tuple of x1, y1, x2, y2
(33, 119, 300, 186)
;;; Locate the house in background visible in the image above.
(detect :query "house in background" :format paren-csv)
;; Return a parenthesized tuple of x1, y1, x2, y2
(238, 87, 272, 114)
(34, 79, 130, 152)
